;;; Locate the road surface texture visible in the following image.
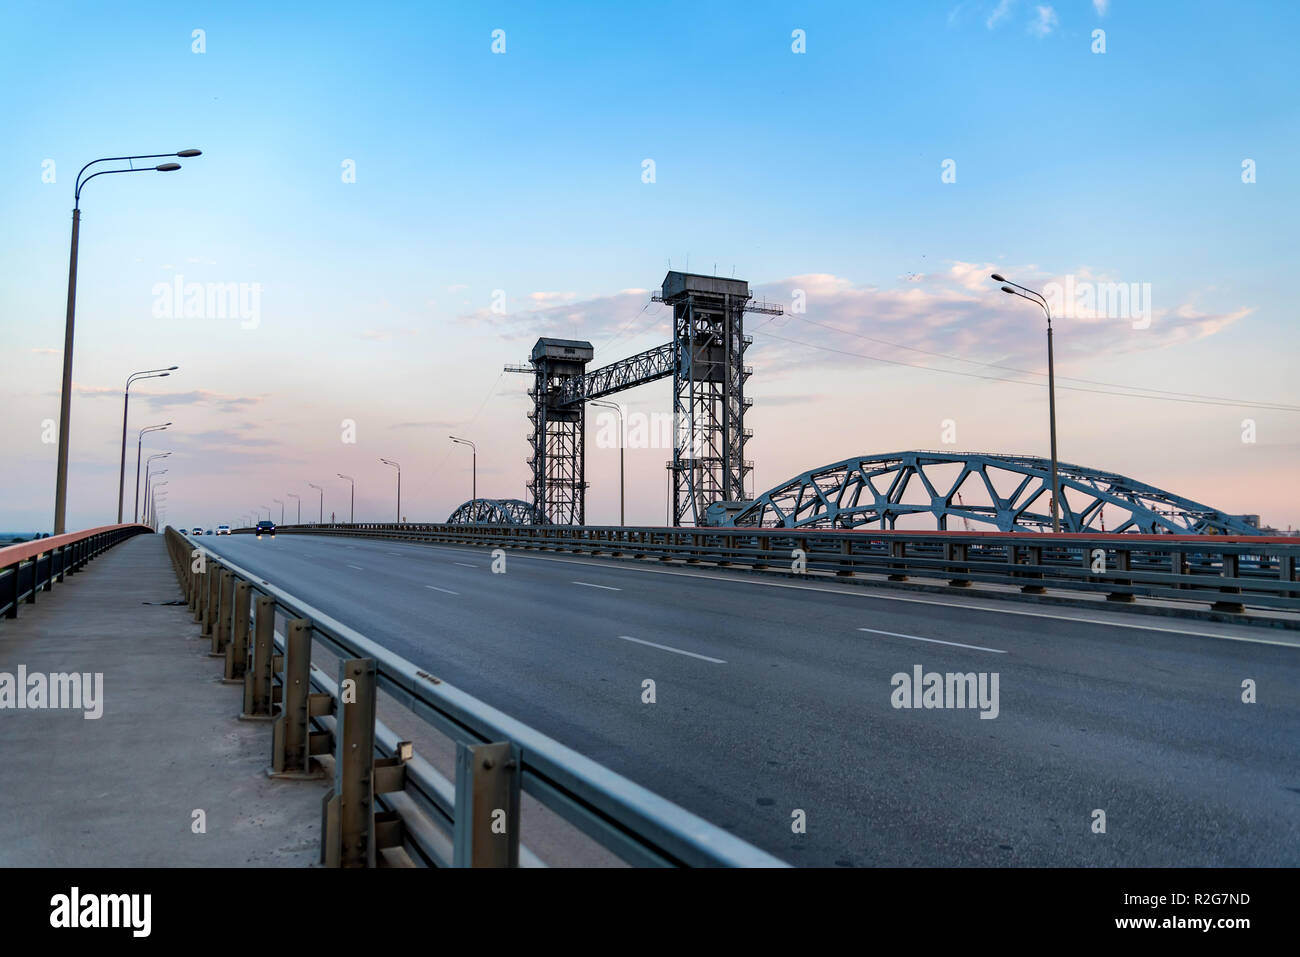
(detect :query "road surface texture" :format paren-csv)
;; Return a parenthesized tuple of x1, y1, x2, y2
(198, 532, 1300, 867)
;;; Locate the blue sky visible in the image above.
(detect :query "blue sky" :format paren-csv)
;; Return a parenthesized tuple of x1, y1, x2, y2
(2, 0, 1297, 531)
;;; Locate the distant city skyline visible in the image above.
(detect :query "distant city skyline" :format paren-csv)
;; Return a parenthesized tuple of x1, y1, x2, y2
(2, 0, 1296, 532)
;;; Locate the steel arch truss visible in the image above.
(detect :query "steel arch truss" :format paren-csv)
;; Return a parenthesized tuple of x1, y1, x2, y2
(725, 451, 1265, 535)
(447, 498, 541, 525)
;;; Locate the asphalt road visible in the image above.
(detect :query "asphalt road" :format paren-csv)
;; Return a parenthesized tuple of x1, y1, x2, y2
(196, 532, 1300, 867)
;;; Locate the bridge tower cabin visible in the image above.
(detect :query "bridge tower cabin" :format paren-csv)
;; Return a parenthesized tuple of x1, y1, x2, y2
(524, 338, 593, 525)
(657, 272, 755, 526)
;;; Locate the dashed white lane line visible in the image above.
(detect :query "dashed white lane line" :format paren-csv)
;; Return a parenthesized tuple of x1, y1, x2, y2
(347, 563, 364, 570)
(453, 562, 478, 568)
(572, 581, 621, 591)
(617, 635, 726, 664)
(424, 585, 459, 596)
(858, 627, 1007, 654)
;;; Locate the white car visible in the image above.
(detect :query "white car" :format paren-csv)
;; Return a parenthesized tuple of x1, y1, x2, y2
(216, 524, 231, 535)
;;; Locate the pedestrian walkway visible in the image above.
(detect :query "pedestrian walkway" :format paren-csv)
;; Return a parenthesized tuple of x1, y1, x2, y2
(0, 534, 326, 866)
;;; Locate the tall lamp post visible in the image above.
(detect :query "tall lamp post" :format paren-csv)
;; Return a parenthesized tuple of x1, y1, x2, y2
(449, 437, 476, 503)
(287, 492, 301, 525)
(337, 474, 355, 524)
(142, 455, 170, 523)
(590, 400, 625, 526)
(134, 424, 171, 521)
(261, 505, 272, 524)
(379, 459, 401, 523)
(118, 367, 176, 522)
(53, 148, 202, 535)
(991, 273, 1061, 533)
(307, 483, 323, 524)
(148, 483, 168, 528)
(273, 498, 284, 525)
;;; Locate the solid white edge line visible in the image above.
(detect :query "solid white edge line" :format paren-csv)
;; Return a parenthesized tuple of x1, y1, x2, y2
(617, 635, 726, 664)
(858, 627, 1006, 654)
(572, 581, 622, 591)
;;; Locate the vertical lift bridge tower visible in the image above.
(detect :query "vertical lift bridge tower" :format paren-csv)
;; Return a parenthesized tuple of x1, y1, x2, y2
(508, 271, 781, 525)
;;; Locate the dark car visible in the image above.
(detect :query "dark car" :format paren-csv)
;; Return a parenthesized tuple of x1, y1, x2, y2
(255, 520, 276, 538)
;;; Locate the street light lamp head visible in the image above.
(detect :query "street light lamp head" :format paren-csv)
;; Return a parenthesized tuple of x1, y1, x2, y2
(167, 365, 178, 371)
(1000, 285, 1016, 295)
(991, 273, 1006, 282)
(155, 163, 181, 172)
(176, 149, 202, 157)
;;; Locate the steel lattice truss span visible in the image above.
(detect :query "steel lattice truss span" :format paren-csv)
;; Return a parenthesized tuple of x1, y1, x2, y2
(722, 451, 1266, 535)
(447, 498, 541, 525)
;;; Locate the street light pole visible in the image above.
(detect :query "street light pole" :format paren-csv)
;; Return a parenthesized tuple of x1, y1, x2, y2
(307, 483, 323, 523)
(274, 498, 284, 525)
(134, 423, 171, 522)
(992, 273, 1061, 533)
(118, 367, 176, 522)
(449, 437, 476, 503)
(591, 400, 625, 526)
(338, 474, 355, 524)
(380, 459, 401, 523)
(142, 454, 170, 524)
(53, 149, 201, 535)
(287, 492, 300, 525)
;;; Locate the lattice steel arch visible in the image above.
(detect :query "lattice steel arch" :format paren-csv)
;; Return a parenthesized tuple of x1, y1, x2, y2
(446, 498, 541, 525)
(719, 451, 1265, 535)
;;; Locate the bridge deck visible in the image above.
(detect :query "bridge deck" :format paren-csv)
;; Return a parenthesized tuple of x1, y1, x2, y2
(0, 534, 326, 866)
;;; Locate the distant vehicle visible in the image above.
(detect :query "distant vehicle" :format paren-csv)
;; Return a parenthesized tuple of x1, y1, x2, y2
(216, 525, 231, 536)
(206, 529, 214, 535)
(191, 527, 204, 535)
(255, 520, 276, 538)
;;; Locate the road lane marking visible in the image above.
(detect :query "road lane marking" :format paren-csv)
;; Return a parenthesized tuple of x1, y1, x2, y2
(616, 635, 725, 664)
(858, 627, 1006, 654)
(347, 563, 364, 570)
(424, 585, 459, 596)
(572, 581, 621, 591)
(311, 540, 1300, 649)
(453, 562, 478, 568)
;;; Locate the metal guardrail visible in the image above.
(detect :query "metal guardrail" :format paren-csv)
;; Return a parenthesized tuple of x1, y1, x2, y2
(249, 522, 1300, 617)
(165, 526, 786, 868)
(1, 524, 151, 621)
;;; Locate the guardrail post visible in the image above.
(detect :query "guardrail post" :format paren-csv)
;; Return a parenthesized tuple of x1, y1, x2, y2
(4, 566, 17, 619)
(225, 580, 251, 683)
(271, 617, 329, 778)
(888, 540, 908, 581)
(945, 543, 972, 587)
(1212, 551, 1245, 613)
(211, 570, 233, 656)
(241, 595, 277, 720)
(1281, 552, 1298, 599)
(1020, 545, 1046, 594)
(1106, 549, 1135, 602)
(202, 566, 219, 638)
(835, 538, 853, 577)
(321, 658, 379, 867)
(453, 740, 521, 868)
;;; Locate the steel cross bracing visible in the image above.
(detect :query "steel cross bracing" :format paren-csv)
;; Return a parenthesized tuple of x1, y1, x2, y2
(446, 498, 540, 525)
(719, 451, 1267, 535)
(556, 343, 675, 406)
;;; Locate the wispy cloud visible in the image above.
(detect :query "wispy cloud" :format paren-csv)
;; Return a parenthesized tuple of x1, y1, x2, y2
(1093, 0, 1109, 15)
(986, 0, 1014, 29)
(359, 327, 419, 341)
(1030, 4, 1058, 36)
